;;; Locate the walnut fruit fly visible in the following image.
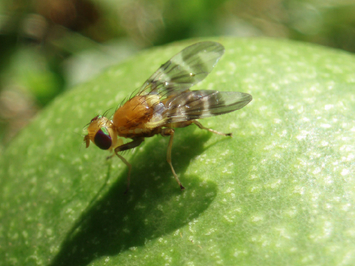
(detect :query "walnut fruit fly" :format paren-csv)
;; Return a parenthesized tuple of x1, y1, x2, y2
(84, 41, 252, 192)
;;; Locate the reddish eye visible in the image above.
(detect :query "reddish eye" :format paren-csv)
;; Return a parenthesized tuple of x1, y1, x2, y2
(94, 127, 112, 150)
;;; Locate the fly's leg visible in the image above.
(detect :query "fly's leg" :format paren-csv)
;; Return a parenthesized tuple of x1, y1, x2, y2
(115, 152, 132, 194)
(192, 120, 232, 137)
(161, 128, 185, 190)
(111, 137, 144, 193)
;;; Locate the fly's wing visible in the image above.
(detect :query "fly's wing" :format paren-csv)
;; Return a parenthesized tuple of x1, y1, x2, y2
(137, 42, 224, 99)
(164, 90, 252, 123)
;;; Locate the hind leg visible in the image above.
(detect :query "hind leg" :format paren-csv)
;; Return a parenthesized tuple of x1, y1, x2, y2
(192, 120, 232, 137)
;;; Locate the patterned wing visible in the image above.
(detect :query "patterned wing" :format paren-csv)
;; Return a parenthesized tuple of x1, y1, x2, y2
(138, 42, 224, 99)
(163, 90, 252, 123)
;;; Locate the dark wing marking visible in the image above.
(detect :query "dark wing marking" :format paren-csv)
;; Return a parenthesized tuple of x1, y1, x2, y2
(138, 42, 224, 99)
(163, 90, 252, 123)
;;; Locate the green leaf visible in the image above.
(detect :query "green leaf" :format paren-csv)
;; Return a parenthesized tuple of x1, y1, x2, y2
(1, 38, 355, 266)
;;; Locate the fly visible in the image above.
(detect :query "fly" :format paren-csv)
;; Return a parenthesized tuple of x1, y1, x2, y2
(84, 41, 252, 192)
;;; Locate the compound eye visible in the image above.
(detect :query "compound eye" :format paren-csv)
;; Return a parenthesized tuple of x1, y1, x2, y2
(94, 127, 112, 150)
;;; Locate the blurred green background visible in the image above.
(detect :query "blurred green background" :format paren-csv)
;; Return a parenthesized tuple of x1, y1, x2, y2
(0, 0, 355, 149)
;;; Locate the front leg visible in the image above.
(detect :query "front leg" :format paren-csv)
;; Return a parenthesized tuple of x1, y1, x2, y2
(110, 137, 144, 193)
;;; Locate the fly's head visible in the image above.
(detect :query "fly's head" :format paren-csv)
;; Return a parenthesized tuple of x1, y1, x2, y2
(84, 115, 117, 150)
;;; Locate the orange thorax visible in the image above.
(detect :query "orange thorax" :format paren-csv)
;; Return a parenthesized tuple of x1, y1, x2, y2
(113, 96, 155, 136)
